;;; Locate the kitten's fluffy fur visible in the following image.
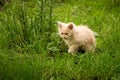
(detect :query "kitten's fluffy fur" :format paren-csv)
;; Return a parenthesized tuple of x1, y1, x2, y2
(57, 21, 96, 54)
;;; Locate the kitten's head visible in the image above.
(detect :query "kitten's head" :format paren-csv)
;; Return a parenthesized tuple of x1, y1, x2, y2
(57, 21, 75, 40)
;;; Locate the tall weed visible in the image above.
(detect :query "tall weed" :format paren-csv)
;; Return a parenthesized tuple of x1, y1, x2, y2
(0, 0, 59, 53)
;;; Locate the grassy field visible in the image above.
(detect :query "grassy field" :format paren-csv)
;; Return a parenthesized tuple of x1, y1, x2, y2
(0, 0, 120, 80)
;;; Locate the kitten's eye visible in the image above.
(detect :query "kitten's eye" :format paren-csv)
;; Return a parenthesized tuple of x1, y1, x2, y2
(65, 33, 68, 35)
(61, 33, 63, 35)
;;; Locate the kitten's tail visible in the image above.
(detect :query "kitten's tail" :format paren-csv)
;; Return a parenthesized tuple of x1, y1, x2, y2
(94, 32, 99, 37)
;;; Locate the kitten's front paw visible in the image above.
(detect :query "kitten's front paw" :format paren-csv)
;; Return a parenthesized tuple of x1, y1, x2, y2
(68, 49, 76, 55)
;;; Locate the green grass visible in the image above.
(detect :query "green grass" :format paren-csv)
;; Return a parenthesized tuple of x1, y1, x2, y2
(0, 0, 120, 80)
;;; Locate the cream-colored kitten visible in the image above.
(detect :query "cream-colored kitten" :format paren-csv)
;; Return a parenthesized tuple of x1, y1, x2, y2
(57, 21, 96, 54)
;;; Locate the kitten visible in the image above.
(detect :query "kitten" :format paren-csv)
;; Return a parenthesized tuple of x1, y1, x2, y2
(57, 21, 96, 54)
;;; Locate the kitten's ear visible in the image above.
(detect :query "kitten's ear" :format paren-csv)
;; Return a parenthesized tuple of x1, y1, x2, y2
(68, 23, 73, 30)
(57, 21, 62, 28)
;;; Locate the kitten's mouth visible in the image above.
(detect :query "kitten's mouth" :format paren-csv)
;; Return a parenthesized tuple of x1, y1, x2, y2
(63, 37, 67, 39)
